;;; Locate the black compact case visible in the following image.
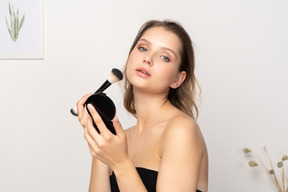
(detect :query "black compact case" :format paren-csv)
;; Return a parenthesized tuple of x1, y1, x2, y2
(85, 93, 116, 135)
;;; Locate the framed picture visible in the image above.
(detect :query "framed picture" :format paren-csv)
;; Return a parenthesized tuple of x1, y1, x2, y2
(0, 0, 43, 59)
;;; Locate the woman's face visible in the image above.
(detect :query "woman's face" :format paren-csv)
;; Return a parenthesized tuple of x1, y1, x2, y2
(126, 27, 185, 95)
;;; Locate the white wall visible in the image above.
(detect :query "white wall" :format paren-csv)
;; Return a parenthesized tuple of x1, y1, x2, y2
(0, 0, 287, 191)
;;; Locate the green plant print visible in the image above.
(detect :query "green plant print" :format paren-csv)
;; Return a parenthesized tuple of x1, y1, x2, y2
(5, 2, 25, 42)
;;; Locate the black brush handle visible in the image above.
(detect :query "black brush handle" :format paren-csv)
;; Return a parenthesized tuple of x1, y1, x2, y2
(95, 80, 111, 93)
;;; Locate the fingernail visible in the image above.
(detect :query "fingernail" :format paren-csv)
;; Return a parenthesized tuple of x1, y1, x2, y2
(114, 116, 119, 122)
(87, 103, 93, 109)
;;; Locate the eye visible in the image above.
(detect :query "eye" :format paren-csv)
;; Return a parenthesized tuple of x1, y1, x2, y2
(139, 47, 147, 52)
(161, 56, 170, 62)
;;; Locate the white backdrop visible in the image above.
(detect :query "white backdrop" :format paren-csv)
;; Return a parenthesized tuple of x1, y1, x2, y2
(0, 0, 287, 191)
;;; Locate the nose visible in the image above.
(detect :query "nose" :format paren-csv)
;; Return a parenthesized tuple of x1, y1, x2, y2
(143, 53, 153, 66)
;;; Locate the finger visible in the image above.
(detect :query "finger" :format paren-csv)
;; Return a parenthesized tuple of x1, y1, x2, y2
(87, 143, 97, 157)
(86, 115, 103, 142)
(84, 126, 99, 156)
(87, 103, 112, 137)
(113, 116, 125, 138)
(79, 107, 90, 128)
(77, 93, 92, 120)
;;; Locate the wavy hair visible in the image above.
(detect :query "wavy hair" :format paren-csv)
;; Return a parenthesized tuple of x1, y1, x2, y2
(123, 20, 201, 120)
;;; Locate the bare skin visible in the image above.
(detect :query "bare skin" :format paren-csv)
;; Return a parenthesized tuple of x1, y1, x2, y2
(125, 102, 208, 192)
(77, 26, 208, 192)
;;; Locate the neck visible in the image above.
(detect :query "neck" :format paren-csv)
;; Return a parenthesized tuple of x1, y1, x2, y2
(133, 88, 174, 134)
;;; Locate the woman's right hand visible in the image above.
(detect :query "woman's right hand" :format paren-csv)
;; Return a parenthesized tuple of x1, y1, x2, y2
(76, 93, 93, 129)
(77, 95, 112, 192)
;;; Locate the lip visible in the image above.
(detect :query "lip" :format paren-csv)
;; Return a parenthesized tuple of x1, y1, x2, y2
(136, 67, 151, 78)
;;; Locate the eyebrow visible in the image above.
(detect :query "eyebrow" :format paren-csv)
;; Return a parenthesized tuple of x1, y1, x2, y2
(138, 38, 178, 58)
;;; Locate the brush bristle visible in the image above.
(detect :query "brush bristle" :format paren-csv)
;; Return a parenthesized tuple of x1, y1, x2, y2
(108, 68, 123, 83)
(70, 107, 78, 116)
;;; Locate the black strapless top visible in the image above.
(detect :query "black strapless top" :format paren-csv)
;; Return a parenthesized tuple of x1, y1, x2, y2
(110, 167, 202, 192)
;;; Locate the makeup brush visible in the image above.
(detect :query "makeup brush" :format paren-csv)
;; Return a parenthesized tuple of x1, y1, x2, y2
(70, 68, 123, 116)
(95, 68, 123, 93)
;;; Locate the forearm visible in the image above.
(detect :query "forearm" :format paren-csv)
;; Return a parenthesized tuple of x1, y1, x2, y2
(89, 158, 111, 192)
(112, 160, 147, 192)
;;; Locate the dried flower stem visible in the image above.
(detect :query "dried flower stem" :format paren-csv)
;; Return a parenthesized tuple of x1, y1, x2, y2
(283, 167, 286, 192)
(243, 147, 287, 192)
(286, 173, 288, 192)
(254, 152, 281, 191)
(265, 149, 282, 190)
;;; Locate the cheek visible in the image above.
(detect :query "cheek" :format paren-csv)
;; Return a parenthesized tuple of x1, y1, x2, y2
(129, 51, 141, 63)
(156, 64, 179, 81)
(126, 49, 142, 73)
(125, 59, 134, 82)
(126, 53, 137, 69)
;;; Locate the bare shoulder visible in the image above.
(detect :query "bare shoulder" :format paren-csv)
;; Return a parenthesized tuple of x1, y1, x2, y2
(167, 113, 197, 131)
(164, 112, 202, 141)
(160, 112, 206, 157)
(157, 111, 208, 191)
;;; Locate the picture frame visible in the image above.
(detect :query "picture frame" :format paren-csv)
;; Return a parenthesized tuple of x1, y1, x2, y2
(0, 0, 43, 60)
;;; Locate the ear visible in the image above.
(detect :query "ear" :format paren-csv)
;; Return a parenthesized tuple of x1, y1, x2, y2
(170, 71, 186, 89)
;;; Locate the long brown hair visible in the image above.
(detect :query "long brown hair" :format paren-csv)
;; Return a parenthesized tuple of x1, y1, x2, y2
(123, 20, 201, 120)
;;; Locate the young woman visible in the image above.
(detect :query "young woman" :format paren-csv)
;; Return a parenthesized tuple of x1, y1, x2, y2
(77, 20, 208, 192)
